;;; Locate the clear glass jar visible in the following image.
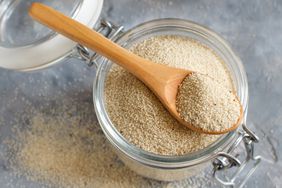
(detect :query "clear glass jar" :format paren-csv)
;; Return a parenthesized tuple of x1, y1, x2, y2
(93, 18, 256, 182)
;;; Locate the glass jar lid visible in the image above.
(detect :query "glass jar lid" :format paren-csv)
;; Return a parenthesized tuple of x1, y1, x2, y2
(0, 0, 103, 71)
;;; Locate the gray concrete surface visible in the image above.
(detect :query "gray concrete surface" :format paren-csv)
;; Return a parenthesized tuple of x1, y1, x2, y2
(0, 0, 281, 187)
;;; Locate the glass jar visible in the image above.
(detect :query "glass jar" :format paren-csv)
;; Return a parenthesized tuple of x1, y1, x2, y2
(93, 19, 261, 186)
(0, 1, 261, 186)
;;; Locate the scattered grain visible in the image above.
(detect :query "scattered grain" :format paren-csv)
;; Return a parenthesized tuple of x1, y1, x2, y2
(5, 107, 149, 188)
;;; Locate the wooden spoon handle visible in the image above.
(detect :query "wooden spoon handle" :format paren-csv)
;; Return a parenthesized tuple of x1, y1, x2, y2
(29, 3, 150, 77)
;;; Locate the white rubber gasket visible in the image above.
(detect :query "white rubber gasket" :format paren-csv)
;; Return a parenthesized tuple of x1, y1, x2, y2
(0, 0, 103, 71)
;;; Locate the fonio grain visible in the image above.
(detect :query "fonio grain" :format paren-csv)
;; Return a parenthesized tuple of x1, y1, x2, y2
(105, 35, 235, 155)
(176, 73, 241, 132)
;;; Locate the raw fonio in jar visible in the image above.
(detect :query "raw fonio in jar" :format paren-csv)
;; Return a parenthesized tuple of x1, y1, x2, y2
(105, 35, 234, 155)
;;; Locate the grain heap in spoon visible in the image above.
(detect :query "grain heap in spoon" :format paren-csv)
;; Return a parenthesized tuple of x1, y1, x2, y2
(176, 73, 242, 134)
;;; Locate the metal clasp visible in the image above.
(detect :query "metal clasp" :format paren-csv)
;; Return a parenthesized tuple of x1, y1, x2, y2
(212, 124, 261, 187)
(74, 20, 124, 67)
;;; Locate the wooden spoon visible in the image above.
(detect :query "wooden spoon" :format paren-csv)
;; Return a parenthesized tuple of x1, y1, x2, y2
(29, 3, 243, 134)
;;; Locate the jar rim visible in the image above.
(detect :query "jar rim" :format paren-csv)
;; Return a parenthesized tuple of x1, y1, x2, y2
(93, 18, 248, 168)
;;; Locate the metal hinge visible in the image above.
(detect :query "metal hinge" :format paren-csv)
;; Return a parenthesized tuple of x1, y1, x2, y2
(74, 20, 124, 67)
(212, 124, 261, 187)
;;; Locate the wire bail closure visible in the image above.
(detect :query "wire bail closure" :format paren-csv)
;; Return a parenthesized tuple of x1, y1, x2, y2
(75, 20, 124, 67)
(212, 124, 261, 187)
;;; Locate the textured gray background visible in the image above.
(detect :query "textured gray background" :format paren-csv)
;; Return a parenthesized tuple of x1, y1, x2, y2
(0, 0, 282, 187)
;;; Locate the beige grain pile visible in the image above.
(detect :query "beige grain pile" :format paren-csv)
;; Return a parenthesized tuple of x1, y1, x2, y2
(105, 35, 234, 155)
(176, 73, 241, 132)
